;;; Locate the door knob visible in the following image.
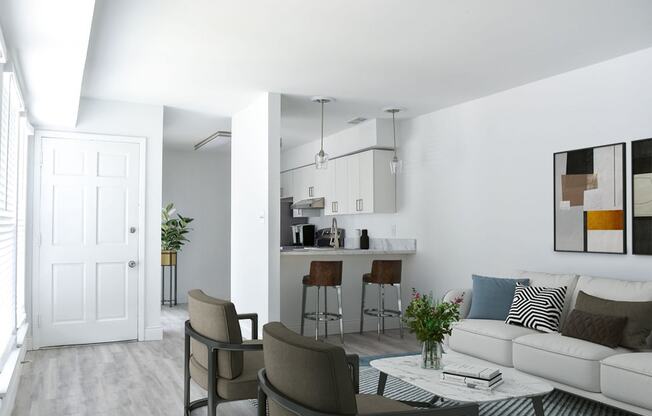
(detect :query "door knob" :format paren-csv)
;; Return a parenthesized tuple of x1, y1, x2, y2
(128, 261, 137, 268)
(129, 226, 137, 233)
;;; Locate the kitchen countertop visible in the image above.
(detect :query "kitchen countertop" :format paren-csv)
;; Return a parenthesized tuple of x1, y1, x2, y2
(280, 247, 416, 256)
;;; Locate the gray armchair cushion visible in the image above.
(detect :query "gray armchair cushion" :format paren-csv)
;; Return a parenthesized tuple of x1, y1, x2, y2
(355, 394, 413, 414)
(188, 289, 244, 380)
(189, 341, 264, 400)
(263, 322, 358, 416)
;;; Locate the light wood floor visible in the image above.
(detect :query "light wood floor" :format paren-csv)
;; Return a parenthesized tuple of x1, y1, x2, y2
(13, 305, 419, 415)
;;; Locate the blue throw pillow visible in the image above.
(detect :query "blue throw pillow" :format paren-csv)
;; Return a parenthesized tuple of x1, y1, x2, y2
(467, 275, 529, 320)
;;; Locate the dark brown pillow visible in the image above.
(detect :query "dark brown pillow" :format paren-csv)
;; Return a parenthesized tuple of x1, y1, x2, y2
(562, 309, 627, 348)
(574, 291, 652, 350)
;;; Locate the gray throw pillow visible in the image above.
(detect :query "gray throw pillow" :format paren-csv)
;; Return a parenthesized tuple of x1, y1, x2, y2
(467, 275, 529, 320)
(562, 309, 628, 348)
(574, 291, 652, 350)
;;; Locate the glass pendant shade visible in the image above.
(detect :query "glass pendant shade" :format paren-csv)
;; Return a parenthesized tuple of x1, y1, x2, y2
(315, 149, 329, 169)
(390, 154, 403, 175)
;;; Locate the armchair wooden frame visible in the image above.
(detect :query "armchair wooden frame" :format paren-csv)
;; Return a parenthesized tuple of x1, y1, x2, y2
(184, 314, 261, 416)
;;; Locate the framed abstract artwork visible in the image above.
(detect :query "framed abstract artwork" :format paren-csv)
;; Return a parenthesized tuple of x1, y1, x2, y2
(632, 138, 652, 255)
(554, 143, 626, 254)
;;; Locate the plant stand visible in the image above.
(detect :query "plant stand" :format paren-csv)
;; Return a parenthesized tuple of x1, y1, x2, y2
(161, 263, 178, 307)
(161, 250, 178, 307)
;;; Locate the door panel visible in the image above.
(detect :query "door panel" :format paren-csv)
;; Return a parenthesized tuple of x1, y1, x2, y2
(38, 137, 140, 347)
(358, 151, 374, 213)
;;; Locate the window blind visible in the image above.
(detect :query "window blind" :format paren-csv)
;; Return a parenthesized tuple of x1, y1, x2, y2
(0, 71, 26, 369)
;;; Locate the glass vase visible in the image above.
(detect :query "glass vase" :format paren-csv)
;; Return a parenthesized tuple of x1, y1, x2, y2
(421, 340, 443, 369)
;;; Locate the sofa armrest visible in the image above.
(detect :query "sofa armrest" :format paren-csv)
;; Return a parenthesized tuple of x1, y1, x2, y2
(443, 288, 472, 319)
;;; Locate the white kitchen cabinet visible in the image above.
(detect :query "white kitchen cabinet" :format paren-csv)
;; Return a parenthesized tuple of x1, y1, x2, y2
(347, 150, 375, 213)
(280, 171, 294, 198)
(285, 150, 395, 215)
(324, 157, 349, 215)
(291, 166, 312, 201)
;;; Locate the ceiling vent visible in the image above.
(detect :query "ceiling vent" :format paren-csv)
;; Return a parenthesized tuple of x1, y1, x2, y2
(347, 117, 367, 125)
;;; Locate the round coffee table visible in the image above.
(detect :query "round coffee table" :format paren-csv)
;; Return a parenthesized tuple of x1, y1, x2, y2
(370, 350, 553, 416)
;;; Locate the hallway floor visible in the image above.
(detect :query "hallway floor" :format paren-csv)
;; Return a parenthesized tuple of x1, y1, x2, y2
(13, 306, 419, 415)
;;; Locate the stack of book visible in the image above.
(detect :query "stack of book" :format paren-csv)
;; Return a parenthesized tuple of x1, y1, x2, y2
(440, 363, 503, 391)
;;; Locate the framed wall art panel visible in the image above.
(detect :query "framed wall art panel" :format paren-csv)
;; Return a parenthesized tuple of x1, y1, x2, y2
(632, 138, 652, 255)
(554, 143, 626, 254)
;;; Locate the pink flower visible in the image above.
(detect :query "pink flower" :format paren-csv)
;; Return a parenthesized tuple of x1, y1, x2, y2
(453, 292, 465, 305)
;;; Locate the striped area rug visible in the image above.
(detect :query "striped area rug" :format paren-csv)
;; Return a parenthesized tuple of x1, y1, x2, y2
(358, 365, 636, 416)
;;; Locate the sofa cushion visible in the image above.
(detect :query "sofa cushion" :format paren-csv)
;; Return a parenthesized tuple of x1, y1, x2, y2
(601, 353, 652, 410)
(467, 275, 529, 320)
(513, 333, 620, 392)
(561, 309, 628, 348)
(571, 275, 652, 309)
(515, 271, 578, 327)
(505, 284, 567, 333)
(574, 291, 652, 350)
(449, 319, 540, 367)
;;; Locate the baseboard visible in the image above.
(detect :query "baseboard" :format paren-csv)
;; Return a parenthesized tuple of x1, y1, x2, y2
(0, 343, 28, 416)
(144, 325, 163, 341)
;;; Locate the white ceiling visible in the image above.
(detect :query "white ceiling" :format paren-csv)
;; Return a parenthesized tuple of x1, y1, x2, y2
(4, 1, 652, 149)
(0, 0, 95, 128)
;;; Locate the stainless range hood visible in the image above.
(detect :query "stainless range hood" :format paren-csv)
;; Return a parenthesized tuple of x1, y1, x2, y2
(291, 197, 325, 209)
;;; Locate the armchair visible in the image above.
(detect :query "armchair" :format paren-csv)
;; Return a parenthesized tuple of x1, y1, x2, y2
(258, 322, 479, 416)
(184, 289, 263, 416)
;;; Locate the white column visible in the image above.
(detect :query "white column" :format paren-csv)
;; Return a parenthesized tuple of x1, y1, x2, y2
(230, 93, 281, 337)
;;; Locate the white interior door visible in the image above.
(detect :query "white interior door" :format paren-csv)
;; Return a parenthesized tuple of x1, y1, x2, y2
(37, 136, 141, 347)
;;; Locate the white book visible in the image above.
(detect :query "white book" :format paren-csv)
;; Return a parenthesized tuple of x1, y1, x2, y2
(441, 373, 501, 387)
(440, 377, 504, 391)
(443, 363, 501, 380)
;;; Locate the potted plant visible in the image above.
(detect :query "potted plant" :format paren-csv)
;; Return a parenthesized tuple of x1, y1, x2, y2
(403, 289, 464, 369)
(161, 203, 194, 266)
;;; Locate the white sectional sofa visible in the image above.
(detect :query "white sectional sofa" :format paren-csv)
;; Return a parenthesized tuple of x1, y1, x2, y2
(445, 271, 652, 416)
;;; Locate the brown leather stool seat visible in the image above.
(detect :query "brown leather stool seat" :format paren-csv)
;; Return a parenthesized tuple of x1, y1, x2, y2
(359, 260, 404, 339)
(300, 261, 344, 343)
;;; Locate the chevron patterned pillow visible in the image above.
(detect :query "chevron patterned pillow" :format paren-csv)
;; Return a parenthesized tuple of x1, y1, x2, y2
(505, 284, 567, 333)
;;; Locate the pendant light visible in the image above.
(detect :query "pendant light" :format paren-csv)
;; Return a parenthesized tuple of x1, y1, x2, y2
(312, 96, 333, 169)
(384, 107, 404, 175)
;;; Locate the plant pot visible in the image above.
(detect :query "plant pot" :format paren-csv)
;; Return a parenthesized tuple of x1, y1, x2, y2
(161, 250, 177, 266)
(421, 340, 443, 369)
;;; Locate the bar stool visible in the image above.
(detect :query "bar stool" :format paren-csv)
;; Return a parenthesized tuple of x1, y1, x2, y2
(300, 261, 344, 343)
(359, 260, 404, 339)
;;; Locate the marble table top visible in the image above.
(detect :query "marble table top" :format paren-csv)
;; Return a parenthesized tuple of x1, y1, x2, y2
(370, 351, 553, 403)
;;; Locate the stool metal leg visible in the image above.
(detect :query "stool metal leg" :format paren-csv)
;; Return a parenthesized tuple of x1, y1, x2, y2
(359, 282, 366, 334)
(336, 285, 344, 344)
(300, 284, 307, 336)
(397, 284, 404, 338)
(324, 287, 328, 339)
(381, 284, 386, 334)
(377, 284, 382, 340)
(315, 286, 321, 340)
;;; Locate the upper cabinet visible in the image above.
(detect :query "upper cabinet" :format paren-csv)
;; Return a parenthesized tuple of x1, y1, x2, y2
(282, 149, 396, 216)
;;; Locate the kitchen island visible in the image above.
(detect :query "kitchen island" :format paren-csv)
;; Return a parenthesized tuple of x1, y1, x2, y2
(280, 239, 416, 336)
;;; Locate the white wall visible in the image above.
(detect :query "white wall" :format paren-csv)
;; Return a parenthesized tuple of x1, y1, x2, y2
(302, 47, 652, 298)
(281, 119, 394, 172)
(231, 93, 281, 336)
(34, 97, 164, 340)
(162, 148, 230, 303)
